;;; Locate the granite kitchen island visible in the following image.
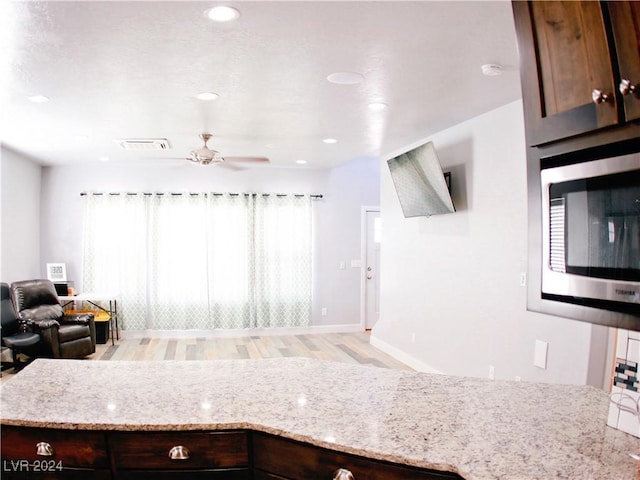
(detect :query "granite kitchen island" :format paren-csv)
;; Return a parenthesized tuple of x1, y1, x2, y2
(1, 357, 638, 479)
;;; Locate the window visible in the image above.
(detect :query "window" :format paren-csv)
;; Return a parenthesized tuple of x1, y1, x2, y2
(82, 193, 312, 330)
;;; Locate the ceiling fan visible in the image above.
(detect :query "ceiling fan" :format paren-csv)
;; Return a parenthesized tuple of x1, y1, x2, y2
(182, 133, 269, 169)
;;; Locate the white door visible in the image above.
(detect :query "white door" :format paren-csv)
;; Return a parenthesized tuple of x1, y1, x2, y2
(365, 210, 381, 330)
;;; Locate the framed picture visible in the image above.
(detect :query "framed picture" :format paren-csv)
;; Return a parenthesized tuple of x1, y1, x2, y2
(46, 263, 67, 282)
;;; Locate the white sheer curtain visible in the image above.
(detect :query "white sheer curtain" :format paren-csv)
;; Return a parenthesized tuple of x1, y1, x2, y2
(82, 193, 312, 330)
(254, 194, 312, 327)
(82, 194, 148, 330)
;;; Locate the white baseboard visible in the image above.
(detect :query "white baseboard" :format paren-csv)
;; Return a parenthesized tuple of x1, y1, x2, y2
(369, 335, 443, 374)
(120, 323, 363, 339)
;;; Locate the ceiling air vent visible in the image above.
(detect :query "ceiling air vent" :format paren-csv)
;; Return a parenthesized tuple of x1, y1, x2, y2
(116, 138, 171, 151)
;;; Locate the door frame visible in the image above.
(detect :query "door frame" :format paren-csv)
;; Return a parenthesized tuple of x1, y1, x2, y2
(360, 206, 380, 330)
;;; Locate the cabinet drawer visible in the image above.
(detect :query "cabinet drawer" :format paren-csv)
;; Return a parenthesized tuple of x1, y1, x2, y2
(252, 432, 462, 480)
(0, 426, 109, 469)
(109, 431, 248, 470)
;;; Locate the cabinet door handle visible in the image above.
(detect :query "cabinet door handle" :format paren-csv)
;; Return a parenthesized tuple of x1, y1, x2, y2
(333, 468, 355, 480)
(591, 89, 611, 104)
(619, 79, 638, 96)
(168, 445, 190, 460)
(36, 442, 54, 456)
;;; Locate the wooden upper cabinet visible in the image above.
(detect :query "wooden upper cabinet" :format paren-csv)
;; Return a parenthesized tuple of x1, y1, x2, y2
(512, 1, 639, 146)
(609, 1, 640, 122)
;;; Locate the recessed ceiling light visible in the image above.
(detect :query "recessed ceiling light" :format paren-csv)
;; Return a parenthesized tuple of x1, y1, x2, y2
(28, 95, 49, 103)
(323, 138, 337, 144)
(98, 156, 110, 162)
(327, 72, 364, 85)
(205, 6, 240, 22)
(481, 64, 504, 76)
(368, 102, 388, 112)
(196, 92, 219, 101)
(296, 160, 307, 165)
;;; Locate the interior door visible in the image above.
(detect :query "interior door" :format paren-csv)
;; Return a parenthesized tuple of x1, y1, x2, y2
(365, 210, 381, 330)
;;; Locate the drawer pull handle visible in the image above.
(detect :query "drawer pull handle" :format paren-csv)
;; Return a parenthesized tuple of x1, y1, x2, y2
(619, 79, 638, 96)
(591, 89, 611, 104)
(168, 445, 190, 460)
(36, 442, 54, 457)
(333, 468, 355, 480)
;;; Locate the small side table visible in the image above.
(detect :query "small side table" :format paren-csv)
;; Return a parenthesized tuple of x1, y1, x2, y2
(59, 293, 119, 345)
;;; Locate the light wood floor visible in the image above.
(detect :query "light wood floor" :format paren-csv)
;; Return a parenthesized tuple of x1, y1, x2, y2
(2, 332, 411, 382)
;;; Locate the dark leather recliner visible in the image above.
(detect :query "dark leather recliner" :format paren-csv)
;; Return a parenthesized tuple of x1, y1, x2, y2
(11, 279, 96, 359)
(1, 282, 41, 370)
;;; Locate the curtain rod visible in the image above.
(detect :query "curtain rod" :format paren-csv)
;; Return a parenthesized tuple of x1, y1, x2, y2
(80, 192, 323, 199)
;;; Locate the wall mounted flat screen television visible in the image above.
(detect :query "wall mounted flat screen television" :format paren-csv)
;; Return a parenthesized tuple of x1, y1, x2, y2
(387, 141, 455, 218)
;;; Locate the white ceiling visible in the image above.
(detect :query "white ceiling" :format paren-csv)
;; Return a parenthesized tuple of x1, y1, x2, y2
(2, 1, 522, 169)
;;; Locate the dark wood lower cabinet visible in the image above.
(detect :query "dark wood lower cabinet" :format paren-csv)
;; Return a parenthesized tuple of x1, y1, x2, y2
(109, 431, 249, 470)
(1, 426, 109, 469)
(1, 427, 463, 479)
(252, 432, 463, 480)
(1, 426, 110, 479)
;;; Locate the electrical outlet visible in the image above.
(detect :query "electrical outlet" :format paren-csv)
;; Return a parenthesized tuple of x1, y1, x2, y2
(515, 376, 521, 382)
(321, 307, 327, 316)
(489, 365, 495, 379)
(520, 272, 526, 287)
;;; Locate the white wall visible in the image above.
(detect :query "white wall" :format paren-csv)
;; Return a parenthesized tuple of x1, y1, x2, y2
(1, 146, 42, 282)
(39, 156, 379, 328)
(313, 156, 380, 325)
(372, 101, 609, 386)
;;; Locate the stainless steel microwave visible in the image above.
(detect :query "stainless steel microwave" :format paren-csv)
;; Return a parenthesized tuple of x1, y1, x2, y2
(540, 153, 640, 314)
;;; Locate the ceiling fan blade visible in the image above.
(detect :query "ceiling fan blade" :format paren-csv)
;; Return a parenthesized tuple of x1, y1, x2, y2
(217, 162, 246, 171)
(224, 156, 270, 164)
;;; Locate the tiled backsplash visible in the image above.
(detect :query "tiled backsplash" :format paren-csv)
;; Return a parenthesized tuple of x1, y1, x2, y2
(607, 329, 640, 438)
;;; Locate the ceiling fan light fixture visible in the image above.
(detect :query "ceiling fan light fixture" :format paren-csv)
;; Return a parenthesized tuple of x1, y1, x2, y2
(180, 132, 267, 168)
(191, 151, 224, 165)
(205, 6, 240, 22)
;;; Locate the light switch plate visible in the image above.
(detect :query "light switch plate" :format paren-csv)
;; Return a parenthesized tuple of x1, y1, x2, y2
(534, 340, 548, 369)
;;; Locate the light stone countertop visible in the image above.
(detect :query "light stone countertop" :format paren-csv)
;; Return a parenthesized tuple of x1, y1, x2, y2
(1, 357, 639, 480)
